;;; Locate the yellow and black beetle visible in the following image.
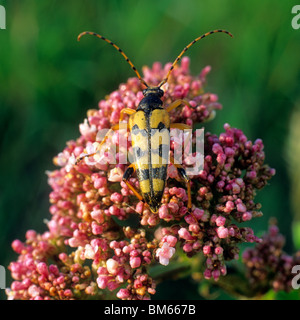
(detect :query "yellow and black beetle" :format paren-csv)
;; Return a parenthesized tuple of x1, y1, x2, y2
(76, 30, 233, 214)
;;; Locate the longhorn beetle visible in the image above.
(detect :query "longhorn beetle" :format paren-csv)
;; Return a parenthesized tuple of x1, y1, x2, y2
(76, 30, 233, 214)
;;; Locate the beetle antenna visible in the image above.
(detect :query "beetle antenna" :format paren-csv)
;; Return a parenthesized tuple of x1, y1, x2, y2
(124, 202, 142, 215)
(78, 31, 149, 88)
(158, 29, 233, 88)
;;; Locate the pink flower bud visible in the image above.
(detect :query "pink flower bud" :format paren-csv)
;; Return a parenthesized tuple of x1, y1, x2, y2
(231, 183, 240, 194)
(25, 230, 37, 240)
(183, 243, 193, 252)
(158, 204, 169, 219)
(203, 269, 212, 279)
(110, 192, 123, 203)
(215, 216, 226, 227)
(156, 242, 176, 266)
(212, 143, 223, 154)
(165, 235, 177, 247)
(28, 285, 41, 298)
(130, 256, 141, 269)
(36, 262, 48, 277)
(108, 167, 123, 182)
(107, 280, 120, 291)
(168, 202, 179, 214)
(224, 200, 234, 213)
(91, 222, 103, 235)
(214, 246, 224, 255)
(242, 212, 252, 221)
(210, 214, 217, 224)
(106, 259, 119, 274)
(203, 245, 211, 255)
(117, 288, 130, 299)
(212, 269, 220, 281)
(11, 240, 25, 254)
(178, 228, 194, 240)
(220, 265, 227, 275)
(236, 202, 247, 213)
(189, 224, 200, 233)
(217, 226, 229, 239)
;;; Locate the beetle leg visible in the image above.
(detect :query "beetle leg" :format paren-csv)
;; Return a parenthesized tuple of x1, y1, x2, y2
(75, 123, 121, 165)
(119, 108, 136, 121)
(75, 108, 135, 165)
(169, 156, 194, 218)
(96, 108, 135, 153)
(123, 163, 144, 202)
(170, 123, 192, 130)
(170, 123, 193, 157)
(102, 108, 135, 147)
(166, 99, 192, 113)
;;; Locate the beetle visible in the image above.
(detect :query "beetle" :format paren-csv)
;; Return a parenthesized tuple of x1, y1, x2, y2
(76, 30, 233, 214)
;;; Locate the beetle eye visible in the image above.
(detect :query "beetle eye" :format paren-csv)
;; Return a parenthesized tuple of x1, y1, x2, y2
(142, 89, 148, 96)
(158, 89, 164, 97)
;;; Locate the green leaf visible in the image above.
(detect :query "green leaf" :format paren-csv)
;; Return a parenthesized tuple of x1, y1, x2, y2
(149, 261, 191, 281)
(292, 221, 300, 249)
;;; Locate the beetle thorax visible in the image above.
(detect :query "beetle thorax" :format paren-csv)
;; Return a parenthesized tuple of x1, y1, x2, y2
(137, 87, 164, 112)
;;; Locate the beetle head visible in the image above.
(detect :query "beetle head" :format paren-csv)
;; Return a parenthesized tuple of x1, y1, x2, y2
(142, 86, 164, 98)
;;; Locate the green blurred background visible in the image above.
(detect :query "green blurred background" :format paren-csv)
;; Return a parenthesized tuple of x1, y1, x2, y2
(0, 0, 300, 300)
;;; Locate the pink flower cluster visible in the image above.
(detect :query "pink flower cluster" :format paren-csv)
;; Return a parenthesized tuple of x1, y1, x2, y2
(154, 122, 275, 281)
(7, 57, 275, 300)
(243, 223, 300, 293)
(7, 231, 95, 299)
